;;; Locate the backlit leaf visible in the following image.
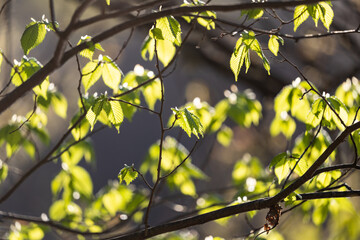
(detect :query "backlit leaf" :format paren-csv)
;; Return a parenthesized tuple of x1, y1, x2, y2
(71, 166, 93, 198)
(156, 16, 182, 46)
(172, 107, 204, 138)
(294, 5, 310, 32)
(268, 35, 284, 56)
(318, 2, 334, 31)
(241, 8, 264, 19)
(118, 164, 138, 185)
(82, 61, 102, 93)
(216, 126, 233, 147)
(102, 55, 122, 92)
(21, 21, 47, 54)
(0, 160, 8, 183)
(108, 100, 124, 132)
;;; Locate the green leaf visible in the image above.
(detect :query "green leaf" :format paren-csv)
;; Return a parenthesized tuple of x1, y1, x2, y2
(21, 21, 47, 54)
(102, 189, 122, 215)
(70, 166, 93, 198)
(77, 35, 105, 60)
(108, 100, 124, 132)
(318, 2, 334, 31)
(216, 126, 233, 147)
(157, 39, 176, 67)
(241, 8, 264, 19)
(49, 200, 67, 221)
(156, 16, 182, 46)
(86, 96, 106, 130)
(51, 92, 68, 119)
(268, 35, 283, 56)
(102, 55, 122, 92)
(230, 31, 270, 80)
(306, 98, 326, 128)
(0, 160, 8, 183)
(11, 57, 42, 86)
(230, 43, 247, 81)
(270, 112, 296, 139)
(269, 152, 291, 184)
(141, 36, 155, 61)
(118, 164, 138, 185)
(149, 27, 164, 40)
(142, 78, 162, 110)
(172, 107, 204, 138)
(82, 60, 102, 93)
(294, 5, 310, 32)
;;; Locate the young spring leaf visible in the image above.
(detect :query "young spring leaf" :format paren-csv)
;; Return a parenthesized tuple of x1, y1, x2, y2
(156, 16, 182, 46)
(294, 5, 310, 32)
(230, 31, 270, 81)
(0, 160, 8, 183)
(102, 55, 122, 92)
(269, 152, 291, 184)
(21, 21, 47, 54)
(216, 126, 233, 147)
(118, 164, 138, 185)
(82, 60, 102, 93)
(86, 96, 106, 130)
(11, 57, 42, 86)
(318, 2, 334, 31)
(241, 8, 264, 19)
(268, 35, 284, 56)
(306, 98, 326, 129)
(172, 107, 204, 138)
(77, 35, 105, 60)
(107, 100, 124, 132)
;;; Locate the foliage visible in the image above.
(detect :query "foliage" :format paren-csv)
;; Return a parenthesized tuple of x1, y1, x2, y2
(0, 0, 360, 240)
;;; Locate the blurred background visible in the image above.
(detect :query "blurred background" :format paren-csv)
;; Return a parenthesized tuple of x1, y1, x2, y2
(0, 0, 360, 239)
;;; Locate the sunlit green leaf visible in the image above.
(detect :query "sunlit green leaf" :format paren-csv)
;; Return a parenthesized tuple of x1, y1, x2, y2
(0, 160, 8, 183)
(216, 126, 233, 147)
(294, 5, 310, 32)
(118, 164, 138, 185)
(86, 96, 106, 130)
(77, 35, 105, 60)
(306, 98, 325, 128)
(157, 39, 176, 67)
(241, 8, 264, 19)
(270, 112, 296, 139)
(156, 16, 182, 46)
(108, 100, 124, 132)
(71, 166, 93, 198)
(51, 92, 68, 119)
(21, 21, 47, 54)
(268, 35, 284, 56)
(142, 78, 162, 110)
(102, 55, 122, 92)
(82, 60, 102, 93)
(269, 152, 291, 184)
(172, 107, 204, 138)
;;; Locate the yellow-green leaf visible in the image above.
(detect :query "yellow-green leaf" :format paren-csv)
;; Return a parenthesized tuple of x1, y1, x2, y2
(21, 22, 47, 54)
(294, 5, 310, 32)
(156, 16, 182, 46)
(82, 61, 102, 93)
(118, 164, 138, 185)
(102, 55, 122, 92)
